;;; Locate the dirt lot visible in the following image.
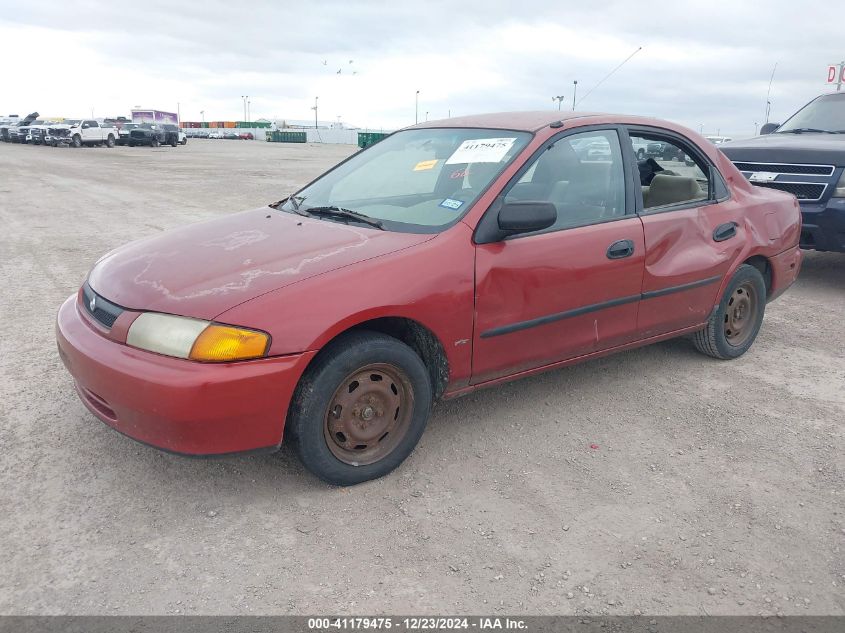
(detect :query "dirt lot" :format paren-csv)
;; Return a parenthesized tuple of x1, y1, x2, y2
(0, 139, 842, 616)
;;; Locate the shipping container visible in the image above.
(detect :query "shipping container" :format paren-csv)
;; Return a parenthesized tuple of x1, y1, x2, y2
(266, 130, 307, 143)
(358, 132, 389, 148)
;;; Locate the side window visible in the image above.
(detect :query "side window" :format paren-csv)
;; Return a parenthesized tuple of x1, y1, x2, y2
(629, 134, 709, 209)
(83, 120, 97, 128)
(504, 129, 626, 231)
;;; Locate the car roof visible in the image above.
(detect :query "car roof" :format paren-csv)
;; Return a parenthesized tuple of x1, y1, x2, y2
(409, 110, 691, 133)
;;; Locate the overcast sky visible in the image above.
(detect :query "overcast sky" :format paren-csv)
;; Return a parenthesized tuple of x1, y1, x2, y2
(0, 0, 841, 135)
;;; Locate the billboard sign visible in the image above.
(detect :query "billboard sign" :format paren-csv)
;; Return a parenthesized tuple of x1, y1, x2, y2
(131, 109, 178, 125)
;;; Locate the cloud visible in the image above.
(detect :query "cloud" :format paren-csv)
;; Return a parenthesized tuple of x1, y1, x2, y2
(0, 0, 839, 134)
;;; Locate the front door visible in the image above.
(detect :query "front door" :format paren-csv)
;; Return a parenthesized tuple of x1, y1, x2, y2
(472, 128, 645, 384)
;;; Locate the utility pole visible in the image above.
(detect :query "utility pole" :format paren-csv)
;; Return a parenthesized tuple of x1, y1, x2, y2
(415, 90, 420, 124)
(552, 96, 565, 110)
(313, 96, 319, 129)
(177, 102, 180, 125)
(572, 81, 578, 110)
(247, 99, 250, 122)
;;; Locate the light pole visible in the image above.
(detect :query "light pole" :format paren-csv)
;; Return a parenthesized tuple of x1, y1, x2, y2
(247, 99, 251, 123)
(552, 96, 565, 110)
(754, 122, 759, 136)
(415, 90, 420, 124)
(240, 95, 247, 122)
(313, 96, 319, 129)
(572, 81, 578, 110)
(425, 111, 429, 122)
(200, 110, 205, 123)
(177, 102, 180, 125)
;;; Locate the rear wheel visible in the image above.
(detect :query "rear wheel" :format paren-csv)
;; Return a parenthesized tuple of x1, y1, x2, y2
(289, 331, 432, 486)
(105, 134, 115, 148)
(151, 137, 160, 147)
(693, 264, 766, 359)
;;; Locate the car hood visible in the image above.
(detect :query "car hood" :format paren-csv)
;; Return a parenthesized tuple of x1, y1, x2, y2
(88, 207, 433, 320)
(719, 133, 845, 165)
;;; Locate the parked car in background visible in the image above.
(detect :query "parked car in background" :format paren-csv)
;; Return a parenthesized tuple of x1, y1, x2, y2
(128, 123, 178, 147)
(705, 135, 733, 145)
(178, 129, 187, 145)
(238, 132, 254, 140)
(63, 119, 117, 148)
(57, 111, 802, 485)
(116, 122, 140, 146)
(7, 112, 39, 143)
(223, 131, 239, 140)
(19, 119, 47, 144)
(720, 92, 845, 252)
(45, 120, 80, 147)
(208, 131, 222, 139)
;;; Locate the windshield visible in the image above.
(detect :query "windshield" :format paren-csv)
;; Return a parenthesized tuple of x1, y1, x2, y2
(778, 93, 845, 133)
(278, 128, 532, 232)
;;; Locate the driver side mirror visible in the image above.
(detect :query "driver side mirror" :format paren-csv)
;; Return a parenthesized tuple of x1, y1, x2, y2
(759, 123, 779, 135)
(475, 200, 557, 244)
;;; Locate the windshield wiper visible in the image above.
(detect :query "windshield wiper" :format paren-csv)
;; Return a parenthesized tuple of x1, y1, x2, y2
(778, 128, 836, 134)
(304, 206, 385, 230)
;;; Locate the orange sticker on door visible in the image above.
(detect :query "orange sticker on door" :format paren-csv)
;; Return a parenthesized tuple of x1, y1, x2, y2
(413, 159, 438, 171)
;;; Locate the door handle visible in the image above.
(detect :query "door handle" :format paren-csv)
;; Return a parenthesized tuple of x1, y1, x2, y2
(713, 222, 738, 242)
(606, 239, 635, 259)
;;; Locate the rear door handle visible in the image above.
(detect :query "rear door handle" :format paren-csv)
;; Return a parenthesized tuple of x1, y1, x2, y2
(713, 222, 738, 242)
(607, 239, 635, 259)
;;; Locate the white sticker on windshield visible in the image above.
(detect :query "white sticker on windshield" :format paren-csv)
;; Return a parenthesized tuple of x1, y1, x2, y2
(445, 137, 517, 165)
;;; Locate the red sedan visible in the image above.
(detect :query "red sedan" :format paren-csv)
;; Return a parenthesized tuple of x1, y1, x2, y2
(56, 111, 802, 485)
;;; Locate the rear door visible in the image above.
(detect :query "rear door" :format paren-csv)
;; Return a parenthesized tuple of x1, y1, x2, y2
(626, 127, 743, 337)
(471, 127, 645, 384)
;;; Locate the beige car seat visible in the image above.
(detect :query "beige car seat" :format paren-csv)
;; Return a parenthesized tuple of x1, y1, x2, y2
(645, 174, 705, 208)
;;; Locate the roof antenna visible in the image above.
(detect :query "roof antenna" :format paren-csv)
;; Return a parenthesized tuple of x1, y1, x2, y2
(764, 62, 778, 124)
(576, 46, 642, 108)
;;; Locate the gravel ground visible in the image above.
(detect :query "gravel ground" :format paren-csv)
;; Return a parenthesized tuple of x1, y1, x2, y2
(0, 139, 843, 616)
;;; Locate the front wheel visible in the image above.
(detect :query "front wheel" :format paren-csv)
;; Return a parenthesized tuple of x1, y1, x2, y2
(105, 134, 115, 148)
(289, 331, 432, 486)
(151, 137, 160, 147)
(692, 264, 766, 359)
(72, 134, 82, 148)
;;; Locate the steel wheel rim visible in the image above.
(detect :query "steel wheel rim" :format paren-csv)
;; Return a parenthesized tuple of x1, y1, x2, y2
(323, 363, 414, 466)
(724, 281, 758, 347)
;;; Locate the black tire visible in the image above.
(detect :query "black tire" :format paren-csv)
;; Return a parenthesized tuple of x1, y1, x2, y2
(72, 134, 82, 148)
(289, 330, 432, 486)
(105, 134, 115, 148)
(170, 138, 178, 147)
(181, 138, 187, 145)
(692, 264, 766, 360)
(151, 137, 160, 148)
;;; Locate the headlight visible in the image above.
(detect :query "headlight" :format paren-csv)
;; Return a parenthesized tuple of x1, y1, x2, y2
(834, 170, 845, 198)
(126, 312, 270, 362)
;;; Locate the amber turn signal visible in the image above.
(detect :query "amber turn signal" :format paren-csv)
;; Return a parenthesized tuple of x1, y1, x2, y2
(189, 324, 270, 362)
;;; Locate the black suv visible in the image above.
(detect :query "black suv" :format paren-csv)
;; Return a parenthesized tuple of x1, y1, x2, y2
(720, 92, 845, 253)
(128, 123, 179, 147)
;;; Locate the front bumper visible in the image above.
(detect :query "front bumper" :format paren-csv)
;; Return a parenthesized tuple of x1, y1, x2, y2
(799, 198, 845, 253)
(56, 294, 316, 455)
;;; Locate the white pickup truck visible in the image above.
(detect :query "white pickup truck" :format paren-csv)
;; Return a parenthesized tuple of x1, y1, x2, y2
(65, 119, 118, 148)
